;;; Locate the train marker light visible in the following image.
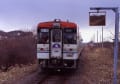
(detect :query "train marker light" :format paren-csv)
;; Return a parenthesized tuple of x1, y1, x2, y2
(69, 48, 73, 51)
(40, 48, 44, 51)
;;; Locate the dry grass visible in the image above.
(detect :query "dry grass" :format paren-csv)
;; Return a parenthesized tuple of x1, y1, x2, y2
(0, 31, 37, 83)
(0, 34, 36, 71)
(81, 47, 120, 84)
(0, 63, 38, 84)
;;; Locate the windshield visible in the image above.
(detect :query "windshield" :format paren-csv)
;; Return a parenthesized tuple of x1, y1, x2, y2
(37, 29, 49, 44)
(63, 28, 77, 44)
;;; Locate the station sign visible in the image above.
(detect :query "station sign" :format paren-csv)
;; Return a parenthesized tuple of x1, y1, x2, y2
(89, 12, 106, 26)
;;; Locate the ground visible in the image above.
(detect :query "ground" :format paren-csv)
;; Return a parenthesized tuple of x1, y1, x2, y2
(0, 46, 120, 84)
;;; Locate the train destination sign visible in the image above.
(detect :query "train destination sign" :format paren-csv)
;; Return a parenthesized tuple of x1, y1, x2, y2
(89, 12, 106, 26)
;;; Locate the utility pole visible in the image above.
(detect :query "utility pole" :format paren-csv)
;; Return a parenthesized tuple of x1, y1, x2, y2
(90, 7, 119, 84)
(102, 26, 104, 48)
(93, 34, 95, 42)
(100, 34, 102, 47)
(97, 30, 98, 47)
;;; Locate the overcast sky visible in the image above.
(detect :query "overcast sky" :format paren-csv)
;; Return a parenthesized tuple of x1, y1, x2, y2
(0, 0, 120, 42)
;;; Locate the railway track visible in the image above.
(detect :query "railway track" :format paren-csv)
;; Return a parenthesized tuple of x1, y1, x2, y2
(37, 70, 76, 84)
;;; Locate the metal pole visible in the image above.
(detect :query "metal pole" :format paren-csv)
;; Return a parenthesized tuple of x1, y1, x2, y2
(113, 8, 119, 84)
(90, 7, 119, 84)
(93, 34, 95, 42)
(102, 26, 104, 48)
(100, 34, 101, 45)
(97, 30, 98, 47)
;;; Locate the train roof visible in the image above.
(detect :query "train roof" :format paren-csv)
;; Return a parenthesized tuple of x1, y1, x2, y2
(37, 20, 77, 28)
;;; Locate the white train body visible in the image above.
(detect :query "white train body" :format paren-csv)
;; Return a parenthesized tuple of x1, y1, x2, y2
(37, 19, 81, 69)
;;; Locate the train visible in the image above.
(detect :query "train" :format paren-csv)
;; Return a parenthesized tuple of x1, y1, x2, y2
(37, 19, 82, 70)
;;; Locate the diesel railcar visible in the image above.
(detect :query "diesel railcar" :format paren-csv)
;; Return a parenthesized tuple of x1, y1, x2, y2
(37, 19, 82, 70)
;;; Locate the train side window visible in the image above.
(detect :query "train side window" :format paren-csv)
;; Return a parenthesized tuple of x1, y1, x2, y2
(37, 29, 49, 44)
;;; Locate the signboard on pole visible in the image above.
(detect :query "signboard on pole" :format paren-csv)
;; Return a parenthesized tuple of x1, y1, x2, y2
(89, 12, 106, 26)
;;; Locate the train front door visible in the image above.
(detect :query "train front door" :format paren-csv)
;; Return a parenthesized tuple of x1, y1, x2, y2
(50, 29, 62, 59)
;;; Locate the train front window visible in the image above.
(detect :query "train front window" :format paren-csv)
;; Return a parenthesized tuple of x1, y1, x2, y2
(52, 29, 61, 42)
(37, 29, 49, 44)
(63, 28, 77, 44)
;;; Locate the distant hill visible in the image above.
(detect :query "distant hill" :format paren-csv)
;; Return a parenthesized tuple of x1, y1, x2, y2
(0, 30, 33, 40)
(0, 31, 7, 36)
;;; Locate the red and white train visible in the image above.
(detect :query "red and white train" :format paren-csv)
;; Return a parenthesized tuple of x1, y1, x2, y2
(37, 19, 82, 70)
